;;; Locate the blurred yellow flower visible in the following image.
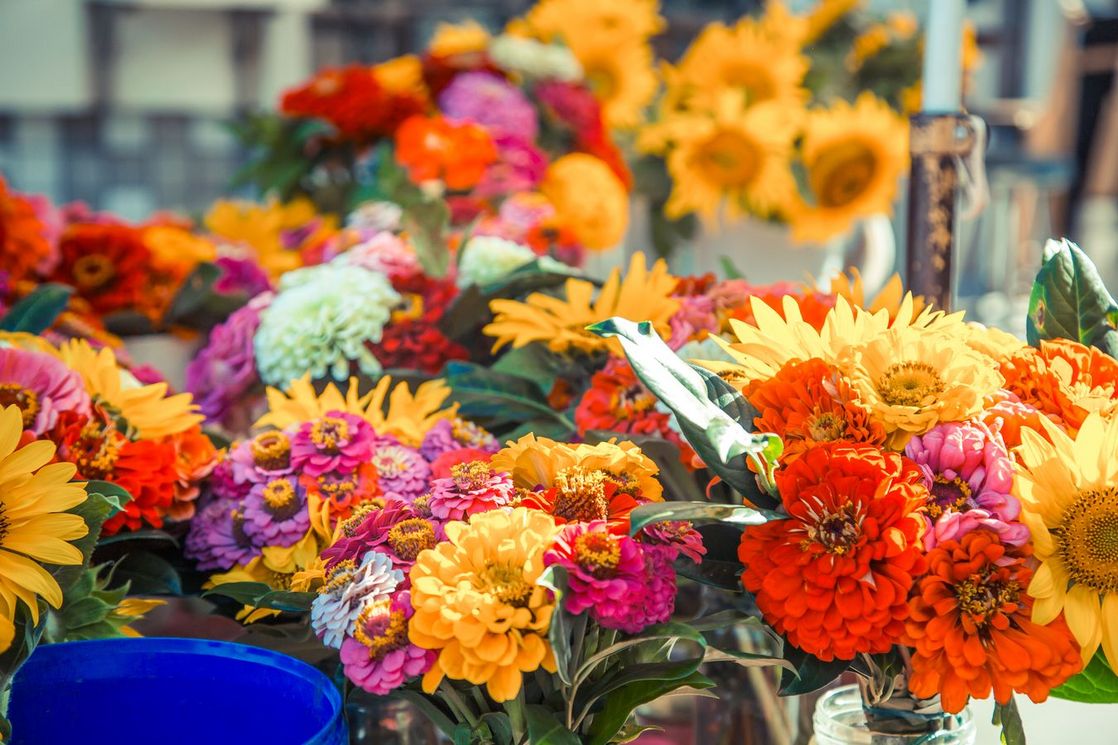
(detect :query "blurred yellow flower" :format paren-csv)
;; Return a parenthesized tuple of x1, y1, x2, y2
(572, 36, 658, 129)
(373, 55, 428, 101)
(493, 434, 663, 500)
(427, 20, 491, 57)
(803, 0, 863, 43)
(205, 198, 337, 279)
(142, 225, 216, 271)
(519, 0, 664, 46)
(541, 153, 629, 250)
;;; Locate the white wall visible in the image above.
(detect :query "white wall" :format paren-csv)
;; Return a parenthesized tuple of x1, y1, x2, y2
(0, 0, 91, 111)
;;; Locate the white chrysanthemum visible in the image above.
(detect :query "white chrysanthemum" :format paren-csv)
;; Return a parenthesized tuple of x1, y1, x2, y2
(489, 35, 583, 82)
(254, 264, 400, 387)
(310, 551, 403, 649)
(346, 201, 403, 233)
(456, 236, 569, 289)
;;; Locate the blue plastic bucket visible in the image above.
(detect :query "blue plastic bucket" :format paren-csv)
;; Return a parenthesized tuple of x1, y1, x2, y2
(9, 637, 346, 744)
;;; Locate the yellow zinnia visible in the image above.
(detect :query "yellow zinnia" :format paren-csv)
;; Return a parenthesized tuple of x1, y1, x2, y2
(1016, 413, 1118, 668)
(485, 252, 678, 355)
(59, 340, 202, 439)
(789, 93, 909, 244)
(541, 153, 630, 250)
(492, 434, 663, 500)
(841, 326, 1004, 449)
(0, 406, 89, 650)
(427, 20, 490, 57)
(204, 198, 338, 279)
(409, 508, 559, 702)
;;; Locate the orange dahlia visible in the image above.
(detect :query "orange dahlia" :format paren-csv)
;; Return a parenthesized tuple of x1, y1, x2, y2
(905, 530, 1082, 714)
(744, 358, 887, 464)
(738, 442, 926, 661)
(999, 339, 1118, 434)
(394, 115, 497, 190)
(52, 223, 151, 316)
(0, 176, 55, 283)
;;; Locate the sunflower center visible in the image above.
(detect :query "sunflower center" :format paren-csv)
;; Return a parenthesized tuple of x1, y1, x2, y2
(1056, 487, 1118, 592)
(0, 384, 40, 428)
(262, 479, 301, 520)
(478, 562, 534, 607)
(584, 63, 617, 99)
(693, 130, 761, 187)
(450, 461, 494, 491)
(311, 416, 350, 453)
(552, 467, 610, 522)
(230, 508, 253, 549)
(72, 253, 116, 290)
(720, 62, 775, 104)
(955, 571, 1019, 627)
(353, 597, 409, 659)
(927, 476, 973, 518)
(877, 362, 944, 408)
(807, 411, 846, 442)
(387, 518, 436, 561)
(809, 140, 878, 208)
(802, 503, 863, 555)
(251, 431, 291, 471)
(574, 531, 622, 576)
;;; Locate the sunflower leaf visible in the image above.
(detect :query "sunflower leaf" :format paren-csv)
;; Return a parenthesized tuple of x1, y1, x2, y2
(1051, 651, 1118, 703)
(1027, 238, 1118, 356)
(524, 705, 582, 745)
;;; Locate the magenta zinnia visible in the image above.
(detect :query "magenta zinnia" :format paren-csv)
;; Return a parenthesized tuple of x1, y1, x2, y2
(339, 591, 435, 695)
(291, 411, 376, 477)
(0, 347, 90, 434)
(425, 461, 514, 521)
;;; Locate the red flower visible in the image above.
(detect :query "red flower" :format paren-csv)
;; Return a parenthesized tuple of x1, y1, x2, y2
(905, 531, 1082, 714)
(370, 274, 467, 374)
(394, 115, 497, 190)
(738, 443, 927, 661)
(575, 357, 696, 467)
(281, 65, 422, 141)
(52, 223, 151, 315)
(519, 466, 643, 531)
(0, 176, 55, 283)
(429, 447, 493, 479)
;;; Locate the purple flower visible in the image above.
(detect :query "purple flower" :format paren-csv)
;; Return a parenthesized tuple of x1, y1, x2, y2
(322, 499, 444, 576)
(419, 418, 499, 461)
(185, 498, 261, 571)
(241, 476, 311, 548)
(291, 411, 376, 478)
(425, 462, 514, 522)
(904, 421, 1029, 549)
(340, 592, 435, 695)
(209, 455, 253, 501)
(185, 302, 264, 424)
(229, 430, 295, 486)
(475, 134, 547, 199)
(438, 72, 538, 140)
(370, 443, 430, 502)
(213, 256, 273, 297)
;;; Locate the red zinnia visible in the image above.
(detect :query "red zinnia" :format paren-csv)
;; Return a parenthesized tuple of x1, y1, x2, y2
(281, 65, 422, 141)
(52, 223, 151, 315)
(519, 466, 643, 531)
(905, 530, 1082, 714)
(738, 442, 927, 661)
(369, 273, 467, 374)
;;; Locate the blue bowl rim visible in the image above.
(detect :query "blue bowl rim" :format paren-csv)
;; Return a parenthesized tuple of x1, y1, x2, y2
(14, 637, 344, 744)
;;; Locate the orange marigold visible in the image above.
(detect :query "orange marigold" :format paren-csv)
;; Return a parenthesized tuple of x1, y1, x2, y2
(0, 176, 56, 283)
(738, 442, 926, 661)
(999, 339, 1118, 434)
(905, 530, 1082, 714)
(394, 115, 497, 190)
(744, 358, 887, 464)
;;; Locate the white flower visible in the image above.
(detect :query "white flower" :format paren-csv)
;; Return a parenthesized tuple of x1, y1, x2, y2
(310, 551, 403, 649)
(254, 264, 400, 387)
(489, 35, 582, 82)
(456, 236, 570, 288)
(346, 201, 403, 233)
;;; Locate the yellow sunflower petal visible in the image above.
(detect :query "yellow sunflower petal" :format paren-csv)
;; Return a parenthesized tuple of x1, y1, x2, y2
(1, 533, 83, 566)
(0, 550, 64, 610)
(1065, 583, 1104, 661)
(0, 440, 56, 484)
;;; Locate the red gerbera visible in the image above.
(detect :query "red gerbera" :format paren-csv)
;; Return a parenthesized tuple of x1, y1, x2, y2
(52, 223, 151, 315)
(738, 442, 927, 661)
(575, 357, 696, 467)
(47, 410, 178, 534)
(905, 530, 1082, 714)
(281, 65, 422, 141)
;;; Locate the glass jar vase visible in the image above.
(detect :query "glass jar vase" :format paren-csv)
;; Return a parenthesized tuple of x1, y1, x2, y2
(812, 686, 976, 745)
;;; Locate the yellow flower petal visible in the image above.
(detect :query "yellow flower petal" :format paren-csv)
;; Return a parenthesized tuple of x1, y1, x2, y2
(1065, 583, 1104, 662)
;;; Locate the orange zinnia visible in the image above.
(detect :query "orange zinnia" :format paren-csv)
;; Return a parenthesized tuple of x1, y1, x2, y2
(52, 223, 152, 316)
(738, 443, 927, 661)
(745, 358, 886, 464)
(999, 339, 1118, 434)
(394, 115, 497, 190)
(0, 176, 55, 283)
(980, 390, 1056, 451)
(905, 530, 1082, 714)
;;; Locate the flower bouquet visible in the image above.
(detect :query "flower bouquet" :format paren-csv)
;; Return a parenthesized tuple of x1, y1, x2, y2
(587, 238, 1118, 743)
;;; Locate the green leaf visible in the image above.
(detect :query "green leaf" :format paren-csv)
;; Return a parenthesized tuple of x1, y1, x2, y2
(109, 551, 182, 595)
(778, 644, 848, 696)
(164, 262, 250, 330)
(524, 704, 582, 745)
(574, 622, 707, 687)
(97, 529, 179, 548)
(202, 581, 274, 606)
(1027, 238, 1118, 356)
(387, 688, 460, 739)
(203, 581, 313, 613)
(675, 557, 744, 591)
(992, 697, 1027, 745)
(0, 283, 73, 333)
(444, 362, 574, 431)
(478, 712, 515, 745)
(628, 502, 781, 535)
(84, 480, 133, 510)
(490, 345, 566, 397)
(719, 256, 743, 280)
(50, 490, 123, 596)
(1052, 651, 1118, 703)
(586, 671, 715, 745)
(536, 565, 577, 686)
(52, 595, 113, 631)
(478, 261, 580, 297)
(452, 725, 473, 745)
(402, 198, 451, 279)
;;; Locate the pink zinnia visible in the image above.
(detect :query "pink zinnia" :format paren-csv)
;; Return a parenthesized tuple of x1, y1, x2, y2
(428, 447, 493, 479)
(241, 476, 311, 548)
(322, 498, 444, 575)
(369, 444, 430, 502)
(230, 430, 295, 486)
(425, 462, 513, 521)
(904, 421, 1029, 549)
(546, 521, 647, 630)
(639, 520, 706, 564)
(438, 72, 539, 140)
(667, 294, 719, 350)
(0, 347, 90, 434)
(339, 591, 435, 695)
(337, 231, 422, 282)
(291, 411, 376, 477)
(475, 134, 547, 199)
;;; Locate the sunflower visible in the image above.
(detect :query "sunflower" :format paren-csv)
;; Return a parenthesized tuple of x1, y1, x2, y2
(492, 434, 662, 501)
(789, 93, 909, 244)
(827, 268, 927, 321)
(569, 37, 658, 129)
(518, 0, 664, 47)
(0, 406, 89, 649)
(843, 326, 1004, 449)
(256, 375, 456, 448)
(485, 252, 678, 355)
(1014, 414, 1118, 669)
(59, 340, 202, 439)
(409, 507, 560, 702)
(803, 0, 863, 43)
(651, 97, 799, 221)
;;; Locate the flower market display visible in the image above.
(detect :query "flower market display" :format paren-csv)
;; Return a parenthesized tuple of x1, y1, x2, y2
(590, 238, 1118, 743)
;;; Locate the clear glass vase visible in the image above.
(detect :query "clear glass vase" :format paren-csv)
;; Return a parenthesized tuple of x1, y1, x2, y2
(812, 686, 976, 745)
